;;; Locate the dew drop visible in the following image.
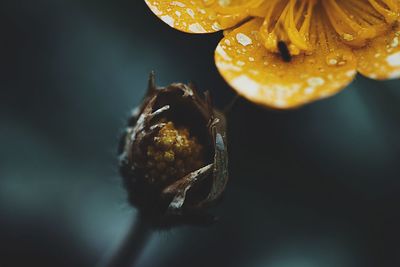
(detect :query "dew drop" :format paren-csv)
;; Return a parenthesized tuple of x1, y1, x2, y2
(342, 33, 354, 41)
(325, 51, 348, 67)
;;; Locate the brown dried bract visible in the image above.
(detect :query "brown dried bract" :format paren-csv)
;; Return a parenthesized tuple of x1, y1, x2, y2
(119, 72, 228, 228)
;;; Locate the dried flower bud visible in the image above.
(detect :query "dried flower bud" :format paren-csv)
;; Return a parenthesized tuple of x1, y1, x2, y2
(119, 72, 228, 228)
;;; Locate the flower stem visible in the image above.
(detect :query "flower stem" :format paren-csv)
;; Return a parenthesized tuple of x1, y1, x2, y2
(99, 213, 152, 267)
(223, 93, 239, 114)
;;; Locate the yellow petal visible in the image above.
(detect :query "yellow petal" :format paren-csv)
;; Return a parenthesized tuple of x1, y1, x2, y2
(145, 0, 252, 33)
(354, 27, 400, 80)
(145, 0, 221, 33)
(215, 18, 358, 109)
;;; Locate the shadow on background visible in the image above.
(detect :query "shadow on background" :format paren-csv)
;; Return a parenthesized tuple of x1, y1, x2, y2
(1, 1, 399, 267)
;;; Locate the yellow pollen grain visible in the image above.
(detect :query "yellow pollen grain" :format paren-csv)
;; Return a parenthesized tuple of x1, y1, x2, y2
(144, 122, 204, 184)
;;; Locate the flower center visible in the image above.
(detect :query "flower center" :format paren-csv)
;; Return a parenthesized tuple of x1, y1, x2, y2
(209, 0, 399, 55)
(258, 0, 317, 56)
(144, 122, 204, 185)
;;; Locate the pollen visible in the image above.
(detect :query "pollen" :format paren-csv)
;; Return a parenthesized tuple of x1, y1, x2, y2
(144, 122, 204, 184)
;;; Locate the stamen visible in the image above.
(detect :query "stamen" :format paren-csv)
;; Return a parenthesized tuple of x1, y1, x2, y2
(258, 0, 317, 56)
(322, 0, 399, 47)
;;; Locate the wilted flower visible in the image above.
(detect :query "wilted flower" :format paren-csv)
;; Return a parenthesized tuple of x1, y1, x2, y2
(119, 73, 228, 228)
(146, 0, 400, 108)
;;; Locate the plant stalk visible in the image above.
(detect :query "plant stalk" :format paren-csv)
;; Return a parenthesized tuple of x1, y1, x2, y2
(99, 214, 152, 267)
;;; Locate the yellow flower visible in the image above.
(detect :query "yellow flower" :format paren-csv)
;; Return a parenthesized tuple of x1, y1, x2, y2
(145, 0, 400, 108)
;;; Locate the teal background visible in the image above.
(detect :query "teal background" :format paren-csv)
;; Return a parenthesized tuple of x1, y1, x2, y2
(1, 1, 400, 266)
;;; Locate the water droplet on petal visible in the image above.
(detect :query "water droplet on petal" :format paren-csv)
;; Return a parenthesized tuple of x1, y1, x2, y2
(325, 50, 351, 67)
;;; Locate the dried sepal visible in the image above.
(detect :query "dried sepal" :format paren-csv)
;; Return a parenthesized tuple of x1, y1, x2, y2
(119, 72, 228, 228)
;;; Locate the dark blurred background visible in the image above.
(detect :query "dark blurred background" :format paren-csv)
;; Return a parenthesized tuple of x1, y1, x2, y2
(1, 1, 400, 267)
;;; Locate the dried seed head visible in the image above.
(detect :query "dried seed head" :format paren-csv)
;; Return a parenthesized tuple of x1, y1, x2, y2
(119, 73, 228, 228)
